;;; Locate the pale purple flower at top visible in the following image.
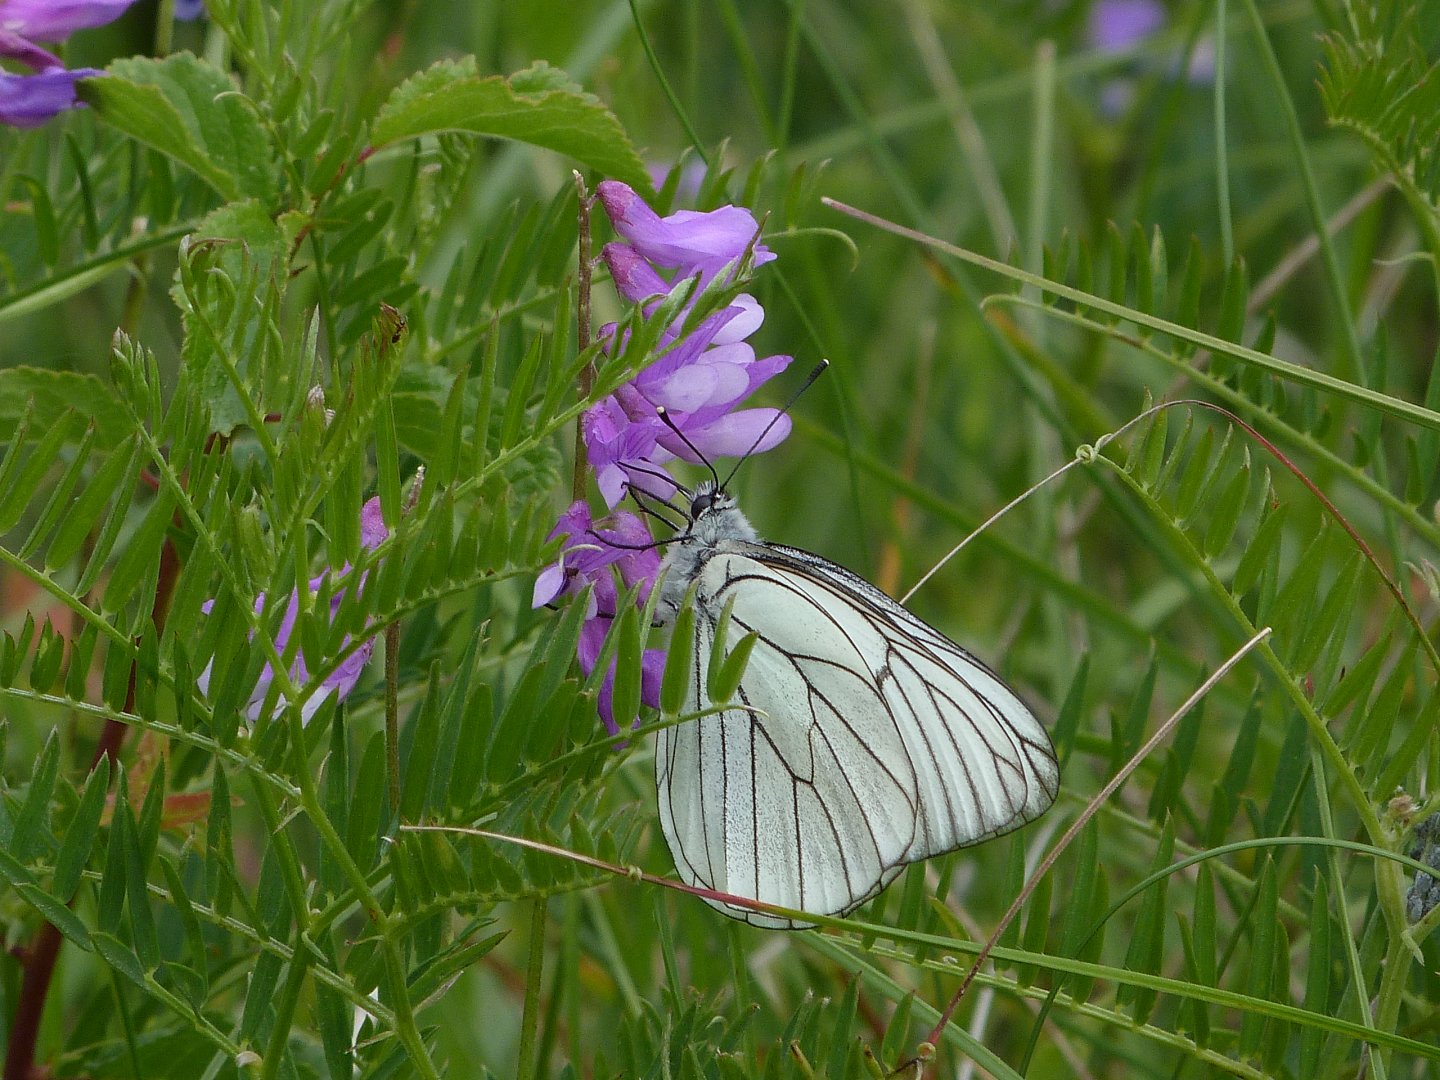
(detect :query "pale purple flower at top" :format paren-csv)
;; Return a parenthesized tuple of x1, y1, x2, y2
(0, 0, 140, 39)
(174, 0, 205, 19)
(597, 180, 774, 286)
(533, 502, 665, 734)
(1086, 0, 1165, 53)
(595, 238, 791, 479)
(197, 497, 389, 725)
(586, 305, 791, 503)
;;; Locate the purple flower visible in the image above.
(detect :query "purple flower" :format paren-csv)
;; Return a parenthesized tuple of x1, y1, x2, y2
(174, 0, 205, 19)
(533, 503, 665, 734)
(198, 497, 389, 725)
(587, 238, 792, 507)
(581, 397, 675, 508)
(597, 180, 774, 286)
(0, 0, 140, 39)
(1086, 0, 1165, 53)
(0, 65, 100, 127)
(1085, 0, 1211, 117)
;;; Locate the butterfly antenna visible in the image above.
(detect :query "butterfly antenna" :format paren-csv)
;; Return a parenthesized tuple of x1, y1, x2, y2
(627, 486, 684, 532)
(621, 460, 692, 503)
(655, 407, 722, 491)
(718, 358, 829, 490)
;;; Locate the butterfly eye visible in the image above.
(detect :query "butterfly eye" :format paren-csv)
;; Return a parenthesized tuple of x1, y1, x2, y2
(690, 493, 712, 518)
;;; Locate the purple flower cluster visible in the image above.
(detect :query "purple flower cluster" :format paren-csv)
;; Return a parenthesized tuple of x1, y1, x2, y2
(586, 181, 790, 507)
(198, 497, 388, 725)
(534, 180, 791, 733)
(0, 0, 137, 127)
(531, 503, 666, 734)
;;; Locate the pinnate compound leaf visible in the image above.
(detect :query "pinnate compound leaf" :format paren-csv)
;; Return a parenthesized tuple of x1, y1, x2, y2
(371, 60, 651, 192)
(79, 54, 277, 203)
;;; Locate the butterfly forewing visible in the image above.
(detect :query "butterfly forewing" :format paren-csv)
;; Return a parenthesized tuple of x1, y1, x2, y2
(654, 494, 1060, 928)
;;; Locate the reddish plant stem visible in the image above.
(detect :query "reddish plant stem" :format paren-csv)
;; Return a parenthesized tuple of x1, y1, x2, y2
(4, 529, 182, 1080)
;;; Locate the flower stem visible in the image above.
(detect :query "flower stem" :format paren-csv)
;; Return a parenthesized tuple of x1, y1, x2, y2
(572, 172, 595, 503)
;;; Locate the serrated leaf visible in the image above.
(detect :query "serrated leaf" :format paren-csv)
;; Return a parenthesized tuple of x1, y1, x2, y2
(79, 54, 277, 202)
(371, 60, 651, 192)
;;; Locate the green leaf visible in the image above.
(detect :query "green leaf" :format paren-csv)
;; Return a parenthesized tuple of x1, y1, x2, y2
(79, 54, 277, 203)
(44, 435, 142, 572)
(12, 729, 61, 863)
(1298, 871, 1332, 1076)
(1134, 406, 1168, 490)
(120, 795, 160, 970)
(371, 60, 651, 192)
(205, 763, 234, 917)
(1202, 455, 1252, 558)
(160, 856, 209, 1000)
(18, 881, 93, 950)
(91, 931, 147, 989)
(53, 756, 110, 903)
(1116, 817, 1172, 1024)
(1238, 856, 1278, 1058)
(401, 669, 443, 821)
(348, 732, 388, 870)
(878, 992, 914, 1067)
(660, 598, 698, 715)
(98, 773, 129, 933)
(16, 176, 59, 266)
(711, 631, 759, 705)
(1017, 872, 1052, 989)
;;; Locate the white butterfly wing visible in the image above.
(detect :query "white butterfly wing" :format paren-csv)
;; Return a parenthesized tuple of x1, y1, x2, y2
(656, 543, 1059, 928)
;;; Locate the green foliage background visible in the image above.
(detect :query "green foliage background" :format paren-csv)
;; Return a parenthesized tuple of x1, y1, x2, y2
(1, 1, 1439, 1077)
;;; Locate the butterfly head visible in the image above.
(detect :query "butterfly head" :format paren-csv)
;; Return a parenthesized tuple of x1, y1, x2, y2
(687, 480, 734, 521)
(678, 480, 757, 545)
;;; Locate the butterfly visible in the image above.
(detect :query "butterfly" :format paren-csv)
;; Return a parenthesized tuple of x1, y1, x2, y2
(653, 480, 1060, 928)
